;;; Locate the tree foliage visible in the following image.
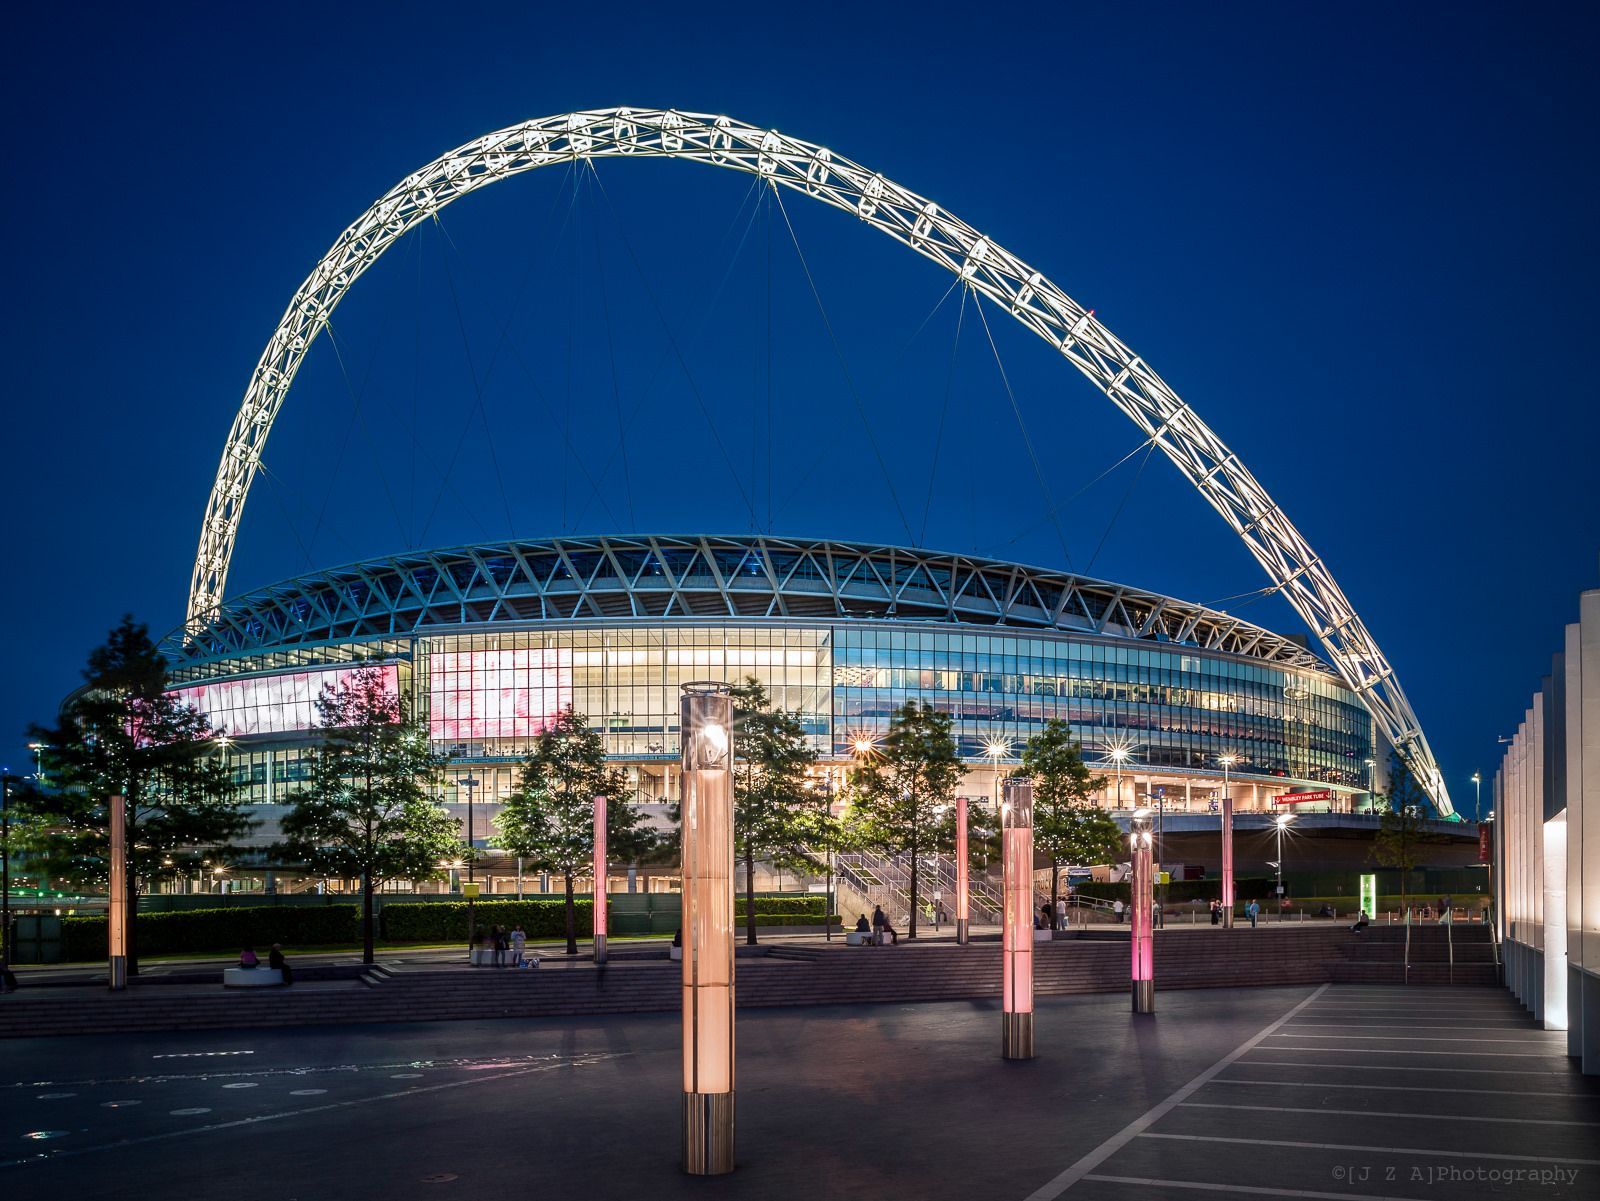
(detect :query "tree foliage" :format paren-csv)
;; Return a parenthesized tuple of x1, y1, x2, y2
(497, 707, 650, 954)
(1371, 751, 1448, 912)
(846, 700, 964, 938)
(730, 677, 821, 943)
(29, 616, 251, 972)
(1018, 719, 1112, 903)
(277, 667, 456, 963)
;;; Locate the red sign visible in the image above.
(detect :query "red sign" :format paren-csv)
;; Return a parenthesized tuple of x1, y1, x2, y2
(1273, 789, 1332, 805)
(1478, 822, 1492, 864)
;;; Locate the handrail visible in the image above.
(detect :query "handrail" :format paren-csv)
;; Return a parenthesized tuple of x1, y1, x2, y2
(1446, 911, 1454, 986)
(1403, 906, 1412, 986)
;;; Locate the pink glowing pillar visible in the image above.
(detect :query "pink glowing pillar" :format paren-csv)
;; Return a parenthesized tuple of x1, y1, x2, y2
(593, 794, 607, 964)
(108, 793, 127, 991)
(1001, 778, 1035, 1059)
(1221, 774, 1235, 930)
(680, 683, 735, 1175)
(956, 796, 970, 945)
(1131, 808, 1155, 1013)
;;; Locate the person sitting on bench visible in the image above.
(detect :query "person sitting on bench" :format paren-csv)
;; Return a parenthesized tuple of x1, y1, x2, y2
(855, 914, 870, 934)
(871, 905, 898, 945)
(238, 945, 260, 969)
(1349, 910, 1370, 933)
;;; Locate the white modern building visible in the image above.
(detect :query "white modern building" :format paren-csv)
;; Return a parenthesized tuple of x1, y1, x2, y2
(1495, 580, 1600, 1073)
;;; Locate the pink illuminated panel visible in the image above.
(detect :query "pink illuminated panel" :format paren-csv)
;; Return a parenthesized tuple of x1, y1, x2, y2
(429, 649, 571, 741)
(173, 664, 399, 737)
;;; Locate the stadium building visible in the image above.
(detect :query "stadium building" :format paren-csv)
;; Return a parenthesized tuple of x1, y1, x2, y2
(157, 534, 1411, 893)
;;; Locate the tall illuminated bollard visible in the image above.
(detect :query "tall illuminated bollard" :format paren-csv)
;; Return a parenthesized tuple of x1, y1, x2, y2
(955, 795, 970, 946)
(593, 794, 608, 965)
(1130, 808, 1155, 1013)
(1001, 778, 1035, 1059)
(679, 683, 735, 1175)
(108, 793, 127, 991)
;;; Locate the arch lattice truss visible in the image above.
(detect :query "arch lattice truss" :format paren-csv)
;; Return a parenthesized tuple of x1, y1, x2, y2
(189, 107, 1453, 816)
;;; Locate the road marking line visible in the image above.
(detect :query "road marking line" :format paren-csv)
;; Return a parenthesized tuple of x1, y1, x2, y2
(1210, 1078, 1595, 1099)
(1229, 1059, 1573, 1075)
(0, 1053, 629, 1170)
(1138, 1132, 1600, 1167)
(1273, 1032, 1562, 1043)
(1180, 1101, 1600, 1127)
(1283, 1022, 1546, 1032)
(1019, 983, 1330, 1201)
(1247, 1046, 1556, 1058)
(1083, 1174, 1411, 1201)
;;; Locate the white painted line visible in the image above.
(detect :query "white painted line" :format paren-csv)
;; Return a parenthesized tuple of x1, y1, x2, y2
(1230, 1059, 1574, 1076)
(1083, 1174, 1411, 1201)
(0, 1053, 629, 1170)
(1210, 1078, 1595, 1099)
(1274, 1032, 1562, 1044)
(1139, 1131, 1600, 1167)
(1019, 984, 1331, 1201)
(1180, 1101, 1600, 1127)
(1283, 1022, 1546, 1032)
(1247, 1045, 1558, 1058)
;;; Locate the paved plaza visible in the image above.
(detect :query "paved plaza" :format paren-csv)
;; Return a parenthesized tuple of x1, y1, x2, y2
(3, 984, 1595, 1200)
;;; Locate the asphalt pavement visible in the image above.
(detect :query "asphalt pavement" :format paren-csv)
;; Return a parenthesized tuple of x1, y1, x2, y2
(3, 985, 1594, 1201)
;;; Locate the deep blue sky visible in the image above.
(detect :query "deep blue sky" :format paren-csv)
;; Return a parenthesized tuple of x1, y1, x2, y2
(4, 2, 1596, 815)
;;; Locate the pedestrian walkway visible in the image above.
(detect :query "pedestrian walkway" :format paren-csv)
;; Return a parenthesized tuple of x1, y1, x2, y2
(1028, 984, 1598, 1201)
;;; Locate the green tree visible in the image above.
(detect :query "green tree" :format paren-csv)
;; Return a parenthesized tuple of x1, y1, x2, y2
(29, 616, 251, 974)
(1018, 720, 1111, 906)
(278, 667, 456, 964)
(497, 707, 652, 955)
(846, 700, 964, 939)
(730, 678, 820, 944)
(1371, 751, 1447, 915)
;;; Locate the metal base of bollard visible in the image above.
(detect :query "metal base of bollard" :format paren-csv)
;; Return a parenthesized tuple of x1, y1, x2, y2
(108, 956, 127, 991)
(956, 918, 968, 945)
(594, 934, 607, 965)
(682, 1090, 735, 1175)
(1222, 911, 1234, 929)
(1132, 978, 1155, 1013)
(1001, 1011, 1035, 1060)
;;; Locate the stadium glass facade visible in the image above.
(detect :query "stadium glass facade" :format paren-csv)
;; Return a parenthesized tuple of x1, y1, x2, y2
(158, 536, 1377, 871)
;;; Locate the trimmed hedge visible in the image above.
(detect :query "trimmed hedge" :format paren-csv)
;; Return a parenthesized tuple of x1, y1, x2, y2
(60, 905, 361, 962)
(380, 900, 597, 942)
(750, 913, 840, 927)
(741, 896, 826, 915)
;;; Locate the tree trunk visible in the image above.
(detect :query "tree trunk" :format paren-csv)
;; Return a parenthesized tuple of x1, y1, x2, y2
(564, 873, 577, 955)
(745, 844, 757, 946)
(1051, 859, 1061, 916)
(908, 831, 919, 940)
(361, 869, 374, 965)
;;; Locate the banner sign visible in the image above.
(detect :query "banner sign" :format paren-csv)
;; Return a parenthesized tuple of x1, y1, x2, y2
(1273, 789, 1332, 805)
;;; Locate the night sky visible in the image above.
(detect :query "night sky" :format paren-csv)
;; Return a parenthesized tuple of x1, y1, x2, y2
(4, 2, 1596, 815)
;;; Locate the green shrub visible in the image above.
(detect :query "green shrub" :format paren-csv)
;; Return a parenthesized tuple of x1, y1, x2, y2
(380, 900, 597, 942)
(754, 913, 839, 926)
(58, 905, 361, 961)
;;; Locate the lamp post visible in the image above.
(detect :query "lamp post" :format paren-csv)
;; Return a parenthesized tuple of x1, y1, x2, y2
(593, 794, 608, 964)
(1218, 753, 1240, 928)
(1105, 743, 1131, 808)
(955, 794, 970, 945)
(1001, 777, 1035, 1059)
(108, 794, 127, 991)
(1471, 772, 1482, 823)
(1, 774, 16, 983)
(1130, 808, 1155, 1013)
(459, 775, 480, 883)
(1274, 813, 1293, 919)
(680, 682, 735, 1176)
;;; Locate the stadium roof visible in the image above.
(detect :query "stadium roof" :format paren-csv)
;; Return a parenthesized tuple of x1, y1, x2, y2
(164, 534, 1330, 674)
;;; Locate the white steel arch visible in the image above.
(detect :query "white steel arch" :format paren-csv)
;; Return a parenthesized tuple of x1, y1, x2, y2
(188, 107, 1453, 815)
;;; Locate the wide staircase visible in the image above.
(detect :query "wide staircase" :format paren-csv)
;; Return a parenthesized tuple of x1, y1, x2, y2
(1327, 921, 1498, 985)
(0, 924, 1501, 1038)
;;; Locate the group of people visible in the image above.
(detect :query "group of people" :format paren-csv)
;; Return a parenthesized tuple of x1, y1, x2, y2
(237, 944, 292, 983)
(479, 924, 529, 967)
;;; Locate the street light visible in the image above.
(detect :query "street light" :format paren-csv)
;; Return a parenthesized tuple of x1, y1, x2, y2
(985, 737, 1010, 814)
(1273, 813, 1293, 917)
(1100, 739, 1136, 809)
(459, 776, 480, 883)
(1470, 772, 1482, 822)
(1218, 753, 1240, 929)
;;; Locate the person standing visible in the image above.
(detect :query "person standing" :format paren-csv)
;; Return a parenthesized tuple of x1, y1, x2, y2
(510, 925, 527, 967)
(1246, 900, 1260, 928)
(1113, 898, 1126, 923)
(1055, 896, 1067, 930)
(1209, 898, 1221, 926)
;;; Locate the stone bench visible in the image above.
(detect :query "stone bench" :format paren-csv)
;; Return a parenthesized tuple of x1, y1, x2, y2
(223, 967, 285, 988)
